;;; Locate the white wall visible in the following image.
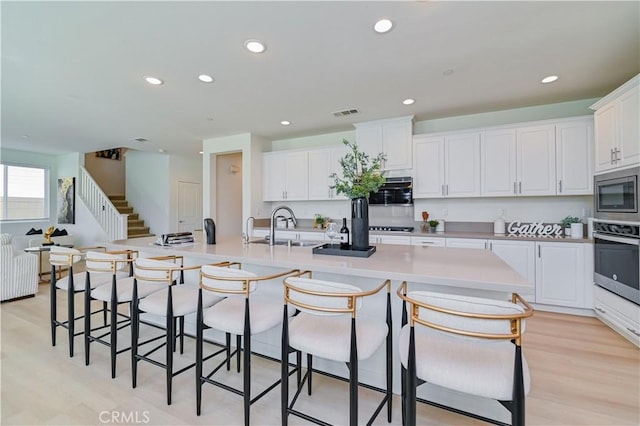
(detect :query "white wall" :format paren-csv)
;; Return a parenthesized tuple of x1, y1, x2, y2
(84, 150, 126, 196)
(215, 152, 243, 237)
(126, 150, 170, 236)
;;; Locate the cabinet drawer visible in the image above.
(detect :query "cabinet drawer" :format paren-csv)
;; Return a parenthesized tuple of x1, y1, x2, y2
(594, 285, 640, 330)
(411, 237, 445, 247)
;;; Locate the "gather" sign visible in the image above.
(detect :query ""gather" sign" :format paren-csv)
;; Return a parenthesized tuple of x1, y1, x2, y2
(507, 221, 563, 237)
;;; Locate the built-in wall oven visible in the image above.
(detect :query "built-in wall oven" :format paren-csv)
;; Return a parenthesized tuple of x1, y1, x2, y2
(593, 220, 640, 306)
(594, 166, 639, 222)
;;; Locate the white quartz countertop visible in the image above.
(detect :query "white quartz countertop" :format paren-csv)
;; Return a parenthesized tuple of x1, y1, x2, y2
(108, 235, 531, 294)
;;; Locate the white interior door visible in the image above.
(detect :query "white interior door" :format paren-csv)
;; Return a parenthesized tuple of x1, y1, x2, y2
(178, 181, 202, 232)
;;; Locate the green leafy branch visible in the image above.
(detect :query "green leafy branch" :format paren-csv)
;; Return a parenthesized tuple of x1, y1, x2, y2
(329, 139, 387, 199)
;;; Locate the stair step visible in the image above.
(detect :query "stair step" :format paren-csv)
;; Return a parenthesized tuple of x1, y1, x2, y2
(127, 233, 155, 239)
(112, 200, 129, 208)
(108, 195, 126, 201)
(128, 226, 150, 235)
(127, 213, 139, 221)
(128, 219, 144, 227)
(117, 206, 134, 214)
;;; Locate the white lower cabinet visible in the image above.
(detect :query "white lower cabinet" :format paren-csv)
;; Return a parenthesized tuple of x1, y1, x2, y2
(535, 242, 586, 308)
(251, 229, 324, 242)
(488, 240, 536, 302)
(370, 234, 411, 245)
(593, 285, 640, 347)
(411, 236, 445, 247)
(445, 238, 487, 249)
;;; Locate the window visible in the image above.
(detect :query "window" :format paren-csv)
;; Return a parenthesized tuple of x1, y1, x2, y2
(0, 164, 49, 220)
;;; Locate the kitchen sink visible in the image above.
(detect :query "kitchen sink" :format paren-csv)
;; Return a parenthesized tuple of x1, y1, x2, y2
(248, 239, 322, 247)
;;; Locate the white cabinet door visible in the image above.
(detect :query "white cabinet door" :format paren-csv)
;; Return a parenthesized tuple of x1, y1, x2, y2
(489, 239, 536, 302)
(382, 119, 413, 170)
(555, 118, 593, 195)
(445, 238, 487, 249)
(413, 135, 445, 198)
(594, 103, 618, 172)
(535, 242, 585, 308)
(263, 151, 309, 201)
(481, 129, 517, 196)
(355, 116, 413, 171)
(370, 234, 411, 245)
(445, 133, 481, 197)
(617, 87, 640, 169)
(263, 153, 287, 201)
(411, 236, 445, 247)
(516, 125, 556, 196)
(307, 148, 350, 200)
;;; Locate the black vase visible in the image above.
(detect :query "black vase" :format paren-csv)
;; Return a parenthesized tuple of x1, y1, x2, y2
(351, 197, 369, 251)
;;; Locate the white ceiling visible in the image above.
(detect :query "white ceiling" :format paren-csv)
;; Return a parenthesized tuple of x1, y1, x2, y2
(2, 1, 638, 156)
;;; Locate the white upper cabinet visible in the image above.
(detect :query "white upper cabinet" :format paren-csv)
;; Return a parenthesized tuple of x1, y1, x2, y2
(555, 118, 593, 195)
(481, 129, 517, 196)
(262, 151, 309, 201)
(413, 133, 480, 198)
(445, 133, 481, 197)
(413, 135, 445, 197)
(308, 146, 348, 200)
(592, 74, 640, 172)
(355, 116, 413, 171)
(516, 124, 557, 196)
(481, 119, 593, 197)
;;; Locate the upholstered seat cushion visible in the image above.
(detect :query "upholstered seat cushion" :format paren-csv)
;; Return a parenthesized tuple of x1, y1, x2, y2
(399, 325, 531, 401)
(203, 295, 286, 335)
(91, 276, 162, 303)
(139, 284, 222, 317)
(289, 313, 388, 362)
(55, 270, 128, 291)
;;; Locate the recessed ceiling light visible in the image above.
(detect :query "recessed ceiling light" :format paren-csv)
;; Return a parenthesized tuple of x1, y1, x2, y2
(244, 39, 266, 53)
(199, 151, 203, 155)
(281, 120, 291, 126)
(158, 148, 166, 153)
(198, 74, 214, 83)
(144, 76, 164, 85)
(374, 18, 393, 33)
(443, 69, 454, 76)
(541, 75, 559, 84)
(402, 98, 415, 105)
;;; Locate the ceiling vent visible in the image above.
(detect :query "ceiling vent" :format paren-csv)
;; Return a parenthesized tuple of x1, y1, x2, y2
(333, 108, 360, 117)
(133, 137, 148, 142)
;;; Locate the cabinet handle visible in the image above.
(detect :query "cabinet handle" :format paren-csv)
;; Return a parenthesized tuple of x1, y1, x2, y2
(538, 245, 541, 257)
(446, 185, 449, 196)
(627, 327, 640, 337)
(611, 148, 615, 164)
(421, 241, 435, 245)
(519, 182, 522, 194)
(489, 242, 493, 250)
(513, 182, 517, 194)
(558, 180, 562, 193)
(441, 185, 445, 196)
(615, 148, 621, 162)
(595, 307, 606, 314)
(484, 241, 487, 249)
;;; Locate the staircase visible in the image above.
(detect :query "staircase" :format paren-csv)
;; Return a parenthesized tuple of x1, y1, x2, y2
(109, 195, 154, 238)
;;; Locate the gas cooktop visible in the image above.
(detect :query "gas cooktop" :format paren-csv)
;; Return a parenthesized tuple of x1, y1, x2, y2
(369, 226, 414, 233)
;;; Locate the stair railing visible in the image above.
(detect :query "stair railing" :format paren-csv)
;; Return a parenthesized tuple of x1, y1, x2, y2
(78, 166, 128, 240)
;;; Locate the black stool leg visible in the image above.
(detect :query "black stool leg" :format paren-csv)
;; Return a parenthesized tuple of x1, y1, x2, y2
(281, 305, 290, 426)
(67, 270, 75, 357)
(84, 273, 91, 366)
(406, 326, 417, 426)
(196, 290, 204, 416)
(131, 280, 139, 389)
(349, 318, 358, 426)
(110, 276, 118, 378)
(166, 288, 174, 405)
(236, 334, 242, 373)
(50, 265, 57, 346)
(307, 354, 313, 395)
(513, 345, 526, 426)
(243, 299, 251, 426)
(226, 332, 231, 371)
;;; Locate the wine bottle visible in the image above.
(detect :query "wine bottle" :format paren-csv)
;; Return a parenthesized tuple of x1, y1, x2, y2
(340, 217, 350, 249)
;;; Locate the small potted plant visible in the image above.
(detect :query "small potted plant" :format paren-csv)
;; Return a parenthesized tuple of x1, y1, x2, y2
(428, 220, 440, 233)
(561, 216, 583, 238)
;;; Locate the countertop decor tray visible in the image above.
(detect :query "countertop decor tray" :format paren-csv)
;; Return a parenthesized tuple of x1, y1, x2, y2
(312, 243, 376, 258)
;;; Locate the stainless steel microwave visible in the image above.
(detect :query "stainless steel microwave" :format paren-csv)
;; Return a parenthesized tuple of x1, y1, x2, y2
(594, 167, 639, 222)
(369, 176, 413, 206)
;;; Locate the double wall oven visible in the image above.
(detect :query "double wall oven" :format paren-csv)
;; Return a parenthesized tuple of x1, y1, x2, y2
(593, 166, 640, 306)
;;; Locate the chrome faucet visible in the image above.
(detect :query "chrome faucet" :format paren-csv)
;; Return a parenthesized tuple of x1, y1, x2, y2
(243, 216, 255, 244)
(269, 205, 297, 246)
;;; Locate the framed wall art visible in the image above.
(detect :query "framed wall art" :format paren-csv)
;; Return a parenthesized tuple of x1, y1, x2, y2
(57, 177, 75, 224)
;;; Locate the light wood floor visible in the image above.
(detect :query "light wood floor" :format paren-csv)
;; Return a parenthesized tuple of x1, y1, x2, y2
(1, 283, 638, 425)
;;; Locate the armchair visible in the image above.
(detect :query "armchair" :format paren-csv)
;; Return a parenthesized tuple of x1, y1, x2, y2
(0, 234, 39, 302)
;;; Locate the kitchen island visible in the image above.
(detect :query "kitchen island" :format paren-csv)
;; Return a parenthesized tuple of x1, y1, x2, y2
(107, 234, 529, 422)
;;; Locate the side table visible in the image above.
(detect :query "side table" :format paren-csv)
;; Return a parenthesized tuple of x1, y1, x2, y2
(24, 244, 74, 283)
